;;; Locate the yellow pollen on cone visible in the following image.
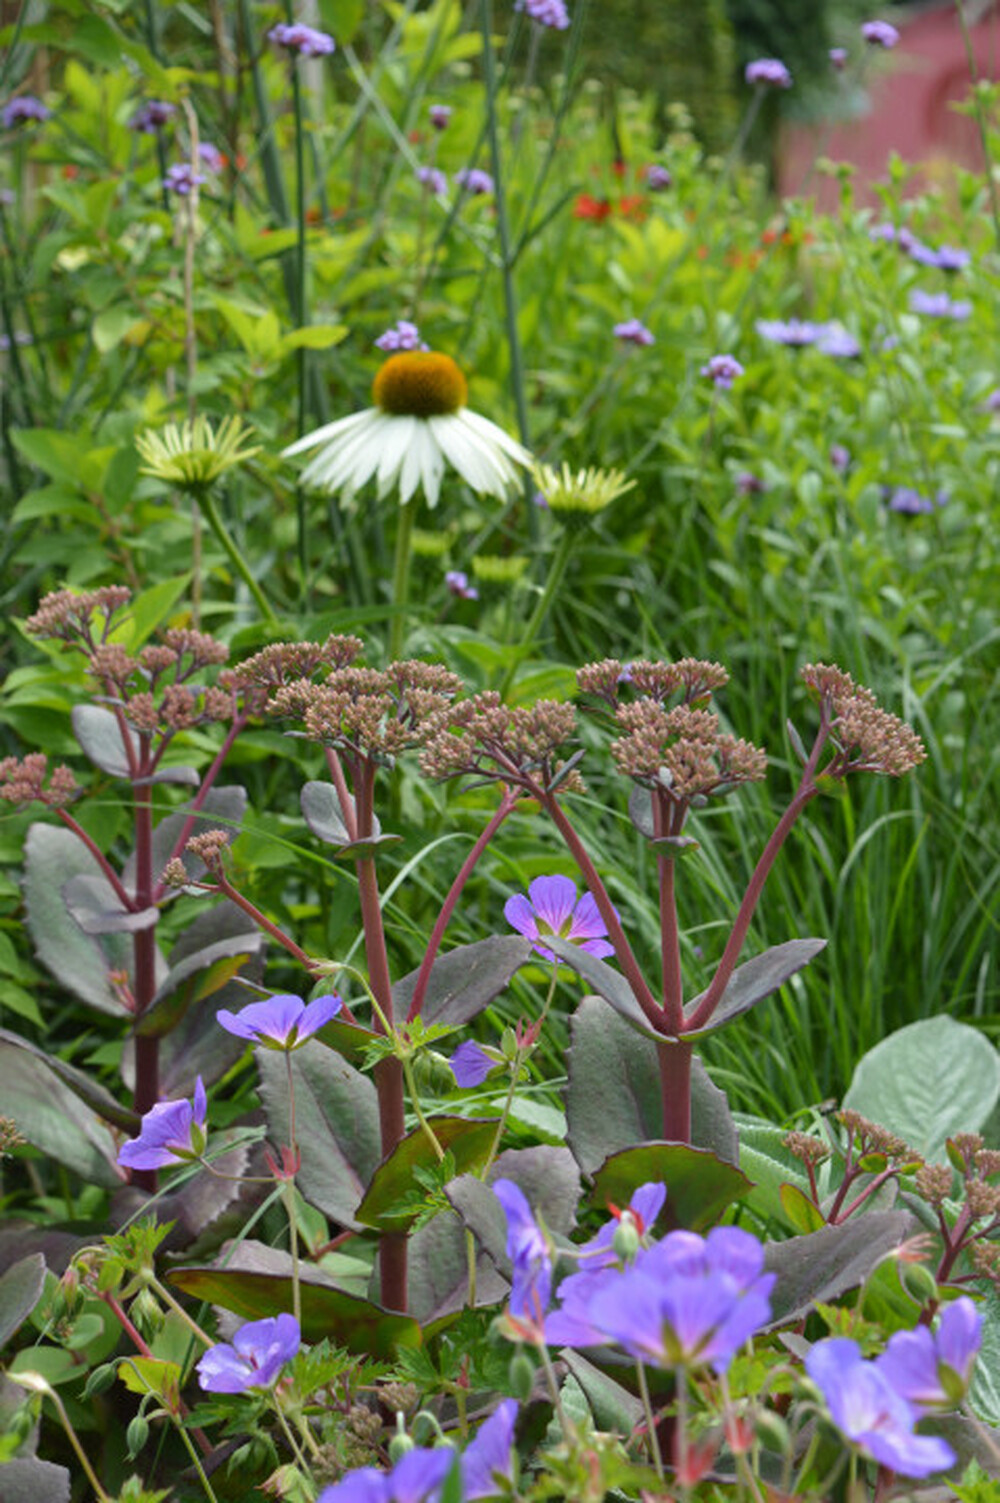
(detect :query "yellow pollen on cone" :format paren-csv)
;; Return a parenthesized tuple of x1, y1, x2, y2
(372, 351, 469, 417)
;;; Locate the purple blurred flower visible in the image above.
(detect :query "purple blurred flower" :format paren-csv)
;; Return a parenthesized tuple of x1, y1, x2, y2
(217, 992, 342, 1050)
(494, 1179, 552, 1320)
(645, 164, 672, 190)
(830, 443, 851, 473)
(429, 104, 452, 131)
(830, 47, 848, 70)
(861, 19, 900, 48)
(118, 1077, 207, 1170)
(463, 1399, 518, 1499)
(884, 485, 946, 515)
(982, 387, 1000, 412)
(807, 1338, 955, 1478)
(454, 167, 494, 195)
(756, 317, 824, 347)
(317, 1448, 453, 1503)
(876, 1298, 981, 1409)
(583, 1226, 774, 1374)
(0, 330, 33, 351)
(701, 353, 744, 388)
(515, 0, 571, 29)
(910, 289, 971, 320)
(614, 318, 655, 346)
(375, 320, 426, 352)
(3, 96, 50, 128)
(736, 470, 766, 495)
(504, 874, 614, 963)
(909, 241, 970, 271)
(745, 59, 792, 89)
(130, 100, 175, 133)
(445, 569, 479, 600)
(416, 165, 448, 197)
(449, 1040, 499, 1088)
(163, 163, 208, 196)
(268, 22, 336, 57)
(817, 326, 861, 358)
(197, 1314, 300, 1393)
(198, 142, 225, 173)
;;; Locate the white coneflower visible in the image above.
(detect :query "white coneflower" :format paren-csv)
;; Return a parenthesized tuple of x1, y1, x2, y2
(281, 351, 532, 508)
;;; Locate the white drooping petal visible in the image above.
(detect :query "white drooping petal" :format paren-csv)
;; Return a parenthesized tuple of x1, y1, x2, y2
(459, 407, 533, 466)
(454, 410, 522, 492)
(376, 414, 417, 498)
(399, 419, 437, 505)
(281, 408, 375, 459)
(415, 421, 446, 507)
(299, 411, 391, 495)
(429, 413, 495, 496)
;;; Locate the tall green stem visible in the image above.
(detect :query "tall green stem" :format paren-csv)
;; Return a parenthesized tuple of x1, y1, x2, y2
(389, 501, 416, 661)
(197, 488, 281, 625)
(289, 52, 310, 594)
(498, 529, 573, 700)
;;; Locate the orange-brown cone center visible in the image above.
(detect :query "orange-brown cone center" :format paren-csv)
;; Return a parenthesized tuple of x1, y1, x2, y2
(372, 351, 468, 416)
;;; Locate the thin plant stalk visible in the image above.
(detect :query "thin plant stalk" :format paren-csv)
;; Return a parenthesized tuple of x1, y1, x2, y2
(289, 49, 311, 592)
(284, 1050, 302, 1329)
(498, 529, 574, 700)
(197, 488, 281, 625)
(635, 1358, 664, 1481)
(389, 499, 416, 661)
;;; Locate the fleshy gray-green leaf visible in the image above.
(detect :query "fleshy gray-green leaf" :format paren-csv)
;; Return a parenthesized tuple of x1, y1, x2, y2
(0, 1458, 70, 1503)
(0, 1254, 47, 1349)
(71, 703, 139, 777)
(61, 873, 157, 935)
(300, 781, 399, 856)
(545, 938, 661, 1039)
(764, 1212, 914, 1326)
(682, 938, 827, 1039)
(23, 822, 134, 1015)
(0, 1039, 123, 1187)
(843, 1016, 1000, 1162)
(565, 995, 738, 1174)
(405, 1213, 508, 1325)
(257, 1045, 380, 1229)
(0, 1027, 137, 1133)
(392, 935, 533, 1029)
(122, 785, 248, 889)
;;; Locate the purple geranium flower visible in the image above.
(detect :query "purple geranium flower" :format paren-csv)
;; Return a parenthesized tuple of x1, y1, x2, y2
(578, 1181, 667, 1272)
(429, 104, 452, 131)
(449, 1040, 500, 1088)
(163, 163, 208, 196)
(129, 100, 175, 134)
(807, 1338, 955, 1478)
(445, 569, 479, 600)
(416, 165, 448, 197)
(504, 874, 614, 963)
(756, 317, 824, 347)
(268, 22, 336, 56)
(463, 1399, 518, 1499)
(583, 1225, 774, 1374)
(909, 242, 970, 271)
(217, 992, 342, 1050)
(454, 167, 494, 195)
(197, 1313, 300, 1394)
(830, 47, 848, 70)
(493, 1179, 552, 1320)
(701, 353, 744, 388)
(876, 1298, 981, 1409)
(376, 320, 427, 352)
(645, 164, 672, 190)
(317, 1448, 454, 1503)
(816, 326, 862, 358)
(3, 96, 50, 128)
(861, 19, 900, 48)
(745, 59, 792, 89)
(515, 0, 571, 29)
(118, 1077, 207, 1170)
(614, 318, 655, 346)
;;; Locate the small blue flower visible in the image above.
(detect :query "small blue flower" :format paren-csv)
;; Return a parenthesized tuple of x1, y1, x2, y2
(454, 168, 494, 196)
(861, 19, 900, 49)
(317, 1447, 453, 1503)
(163, 163, 208, 196)
(701, 353, 744, 388)
(268, 22, 336, 56)
(876, 1298, 982, 1410)
(375, 321, 427, 352)
(118, 1077, 207, 1170)
(910, 289, 971, 320)
(3, 95, 50, 128)
(745, 58, 792, 88)
(449, 1040, 499, 1088)
(196, 1314, 300, 1393)
(217, 992, 342, 1050)
(416, 166, 448, 198)
(614, 318, 655, 347)
(807, 1337, 955, 1478)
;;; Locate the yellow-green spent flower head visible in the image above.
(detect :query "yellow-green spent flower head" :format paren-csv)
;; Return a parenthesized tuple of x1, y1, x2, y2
(471, 554, 530, 588)
(136, 415, 261, 493)
(532, 462, 635, 528)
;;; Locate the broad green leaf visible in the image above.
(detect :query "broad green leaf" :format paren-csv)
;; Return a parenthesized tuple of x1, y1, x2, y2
(561, 1352, 643, 1433)
(116, 1357, 180, 1399)
(257, 1045, 380, 1229)
(356, 1118, 500, 1231)
(844, 1017, 1000, 1162)
(279, 324, 348, 353)
(112, 576, 191, 650)
(779, 1183, 826, 1234)
(0, 1255, 46, 1349)
(969, 1288, 1000, 1426)
(168, 1264, 421, 1355)
(23, 823, 132, 1014)
(92, 306, 143, 353)
(62, 874, 157, 936)
(392, 935, 533, 1029)
(9, 1345, 86, 1388)
(565, 995, 738, 1175)
(11, 428, 112, 490)
(318, 0, 364, 42)
(589, 1143, 751, 1232)
(734, 1115, 812, 1228)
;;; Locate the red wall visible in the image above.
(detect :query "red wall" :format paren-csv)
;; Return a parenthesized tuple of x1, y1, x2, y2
(778, 3, 1000, 209)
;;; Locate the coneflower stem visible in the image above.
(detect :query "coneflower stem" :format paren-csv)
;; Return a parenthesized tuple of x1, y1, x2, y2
(197, 489, 281, 625)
